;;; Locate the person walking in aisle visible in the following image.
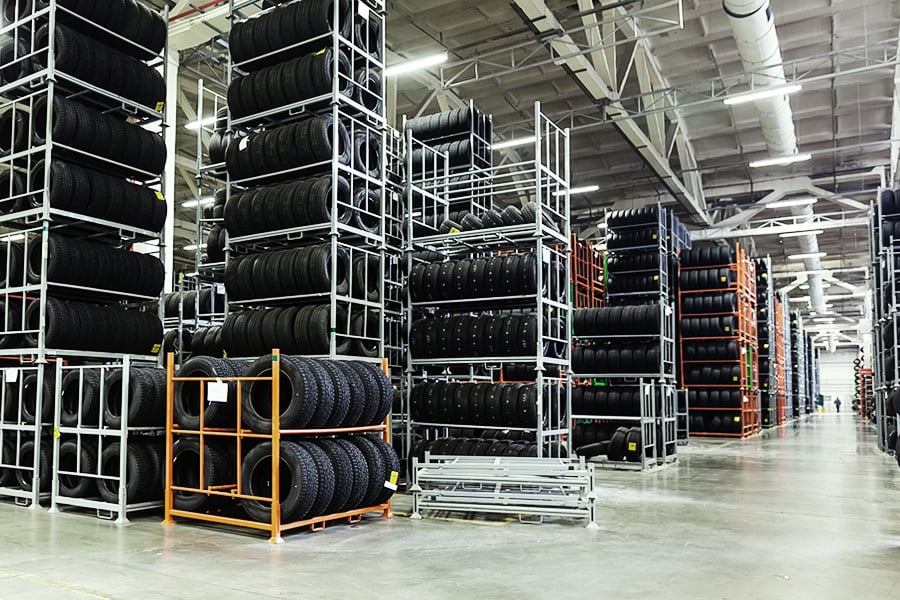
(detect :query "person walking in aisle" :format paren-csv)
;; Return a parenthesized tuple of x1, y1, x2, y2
(834, 397, 841, 413)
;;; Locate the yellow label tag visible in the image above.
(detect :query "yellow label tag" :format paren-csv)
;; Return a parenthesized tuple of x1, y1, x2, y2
(53, 426, 60, 440)
(223, 350, 228, 358)
(155, 101, 165, 112)
(449, 227, 461, 234)
(316, 48, 327, 55)
(733, 376, 738, 381)
(651, 234, 657, 240)
(720, 276, 727, 283)
(151, 343, 161, 354)
(627, 442, 637, 451)
(154, 191, 165, 201)
(389, 471, 399, 485)
(734, 417, 740, 423)
(724, 327, 731, 332)
(653, 275, 659, 281)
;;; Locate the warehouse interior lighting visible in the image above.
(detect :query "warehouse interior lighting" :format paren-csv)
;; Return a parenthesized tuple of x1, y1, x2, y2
(384, 52, 448, 77)
(183, 244, 206, 251)
(184, 116, 216, 130)
(554, 185, 599, 196)
(182, 197, 215, 208)
(779, 228, 824, 237)
(749, 153, 812, 168)
(766, 197, 818, 209)
(788, 252, 828, 260)
(723, 83, 802, 105)
(491, 136, 536, 150)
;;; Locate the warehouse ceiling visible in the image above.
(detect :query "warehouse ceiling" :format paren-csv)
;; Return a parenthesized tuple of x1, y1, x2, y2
(162, 0, 900, 346)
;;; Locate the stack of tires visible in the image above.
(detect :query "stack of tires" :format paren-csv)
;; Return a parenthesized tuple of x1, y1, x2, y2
(405, 105, 491, 177)
(755, 259, 776, 428)
(0, 1, 167, 504)
(679, 246, 757, 436)
(169, 355, 398, 523)
(571, 206, 685, 465)
(789, 313, 805, 416)
(222, 0, 385, 360)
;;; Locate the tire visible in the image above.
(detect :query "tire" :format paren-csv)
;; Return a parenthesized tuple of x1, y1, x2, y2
(348, 435, 385, 508)
(171, 437, 233, 511)
(295, 440, 335, 518)
(316, 438, 354, 513)
(242, 354, 318, 432)
(14, 439, 51, 492)
(59, 368, 101, 427)
(20, 371, 54, 425)
(173, 357, 241, 430)
(102, 368, 160, 428)
(96, 442, 153, 503)
(241, 440, 319, 523)
(332, 437, 369, 510)
(56, 439, 97, 498)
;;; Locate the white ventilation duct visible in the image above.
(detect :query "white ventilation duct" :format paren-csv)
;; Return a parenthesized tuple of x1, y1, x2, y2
(724, 0, 826, 312)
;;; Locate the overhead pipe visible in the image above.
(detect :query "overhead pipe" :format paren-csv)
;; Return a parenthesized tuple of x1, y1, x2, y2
(723, 0, 826, 312)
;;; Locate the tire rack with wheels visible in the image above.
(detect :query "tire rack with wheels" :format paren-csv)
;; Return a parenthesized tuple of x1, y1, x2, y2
(404, 102, 572, 461)
(755, 257, 777, 428)
(774, 293, 788, 425)
(48, 359, 165, 522)
(789, 312, 807, 419)
(571, 206, 684, 470)
(224, 0, 386, 363)
(679, 244, 761, 438)
(162, 351, 393, 543)
(572, 234, 604, 309)
(0, 1, 169, 507)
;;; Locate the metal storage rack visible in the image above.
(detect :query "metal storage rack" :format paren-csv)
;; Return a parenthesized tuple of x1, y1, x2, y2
(790, 311, 807, 418)
(0, 0, 168, 508)
(404, 101, 572, 461)
(679, 244, 760, 438)
(223, 0, 387, 362)
(774, 293, 788, 425)
(572, 234, 604, 309)
(162, 351, 393, 543)
(49, 359, 165, 521)
(570, 205, 686, 469)
(755, 257, 777, 428)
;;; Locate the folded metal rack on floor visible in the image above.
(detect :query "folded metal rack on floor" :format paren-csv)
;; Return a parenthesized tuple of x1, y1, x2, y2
(410, 454, 597, 528)
(162, 350, 393, 543)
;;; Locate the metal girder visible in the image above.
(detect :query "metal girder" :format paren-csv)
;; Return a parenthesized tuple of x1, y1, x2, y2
(513, 0, 710, 225)
(692, 213, 870, 241)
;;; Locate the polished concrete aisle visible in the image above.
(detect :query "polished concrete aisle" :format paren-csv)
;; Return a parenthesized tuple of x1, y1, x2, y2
(1, 415, 899, 600)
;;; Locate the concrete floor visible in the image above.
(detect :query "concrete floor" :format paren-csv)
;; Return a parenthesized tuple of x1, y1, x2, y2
(1, 414, 899, 599)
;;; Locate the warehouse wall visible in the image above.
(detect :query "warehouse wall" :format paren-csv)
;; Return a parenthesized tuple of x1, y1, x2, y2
(818, 349, 856, 408)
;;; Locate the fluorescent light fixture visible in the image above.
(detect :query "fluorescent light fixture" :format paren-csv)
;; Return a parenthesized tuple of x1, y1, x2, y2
(384, 52, 448, 77)
(554, 185, 599, 197)
(749, 153, 812, 168)
(183, 244, 207, 251)
(491, 136, 536, 150)
(800, 284, 810, 290)
(723, 83, 802, 106)
(596, 222, 608, 230)
(182, 197, 215, 208)
(184, 116, 217, 130)
(779, 229, 823, 237)
(766, 197, 818, 210)
(788, 252, 827, 260)
(797, 269, 831, 276)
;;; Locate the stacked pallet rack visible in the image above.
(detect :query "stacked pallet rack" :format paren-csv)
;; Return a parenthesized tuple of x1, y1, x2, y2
(0, 0, 170, 514)
(221, 0, 387, 364)
(163, 350, 395, 542)
(870, 189, 899, 447)
(679, 244, 760, 437)
(571, 234, 604, 309)
(755, 257, 777, 428)
(774, 293, 787, 425)
(570, 205, 687, 469)
(790, 312, 807, 418)
(806, 337, 820, 411)
(858, 366, 874, 420)
(405, 101, 572, 469)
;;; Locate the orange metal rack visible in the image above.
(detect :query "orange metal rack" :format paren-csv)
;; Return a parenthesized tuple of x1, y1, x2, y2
(162, 350, 393, 544)
(572, 234, 604, 309)
(679, 244, 760, 437)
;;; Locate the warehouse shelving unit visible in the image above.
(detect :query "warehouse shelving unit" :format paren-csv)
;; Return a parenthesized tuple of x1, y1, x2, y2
(774, 294, 787, 425)
(163, 351, 393, 543)
(0, 0, 168, 508)
(223, 0, 387, 363)
(404, 102, 571, 462)
(790, 312, 807, 419)
(572, 234, 604, 309)
(679, 244, 760, 438)
(570, 205, 687, 469)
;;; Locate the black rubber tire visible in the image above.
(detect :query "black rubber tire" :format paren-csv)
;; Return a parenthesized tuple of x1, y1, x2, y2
(295, 440, 335, 518)
(348, 434, 387, 508)
(316, 438, 354, 513)
(241, 354, 318, 432)
(332, 437, 369, 510)
(56, 439, 97, 498)
(171, 437, 233, 511)
(241, 440, 319, 523)
(59, 368, 100, 427)
(96, 441, 153, 503)
(14, 439, 51, 492)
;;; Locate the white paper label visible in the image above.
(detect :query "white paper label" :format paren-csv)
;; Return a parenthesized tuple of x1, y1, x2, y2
(239, 137, 249, 151)
(6, 368, 18, 383)
(207, 381, 229, 403)
(383, 481, 398, 491)
(358, 2, 370, 20)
